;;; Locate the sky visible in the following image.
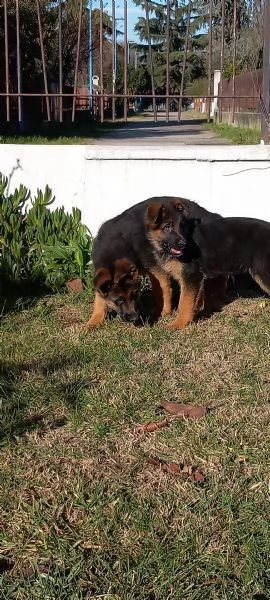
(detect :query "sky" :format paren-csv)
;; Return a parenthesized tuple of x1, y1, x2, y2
(90, 0, 144, 41)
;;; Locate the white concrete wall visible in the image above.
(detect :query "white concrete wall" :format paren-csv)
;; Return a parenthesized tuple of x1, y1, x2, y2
(1, 144, 270, 236)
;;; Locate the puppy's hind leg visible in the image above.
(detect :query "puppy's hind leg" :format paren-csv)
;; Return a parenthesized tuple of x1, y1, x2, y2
(250, 266, 270, 296)
(203, 275, 228, 314)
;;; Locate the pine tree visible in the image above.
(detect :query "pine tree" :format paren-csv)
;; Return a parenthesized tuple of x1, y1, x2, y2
(131, 0, 207, 95)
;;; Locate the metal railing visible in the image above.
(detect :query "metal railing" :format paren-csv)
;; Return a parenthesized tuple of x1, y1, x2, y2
(0, 0, 269, 140)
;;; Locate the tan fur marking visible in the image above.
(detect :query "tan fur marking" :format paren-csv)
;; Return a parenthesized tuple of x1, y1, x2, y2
(86, 292, 107, 327)
(163, 260, 194, 327)
(250, 271, 270, 294)
(147, 269, 172, 317)
(163, 259, 184, 284)
(168, 280, 203, 329)
(194, 284, 205, 313)
(147, 230, 163, 249)
(162, 260, 207, 327)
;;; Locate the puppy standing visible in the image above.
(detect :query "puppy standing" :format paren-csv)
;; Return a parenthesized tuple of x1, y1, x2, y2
(172, 215, 270, 322)
(144, 200, 228, 328)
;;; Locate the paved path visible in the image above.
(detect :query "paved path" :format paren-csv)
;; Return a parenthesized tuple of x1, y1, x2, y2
(95, 115, 230, 146)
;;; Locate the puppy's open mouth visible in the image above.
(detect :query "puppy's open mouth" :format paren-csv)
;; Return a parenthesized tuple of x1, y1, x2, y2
(170, 247, 183, 256)
(162, 242, 185, 256)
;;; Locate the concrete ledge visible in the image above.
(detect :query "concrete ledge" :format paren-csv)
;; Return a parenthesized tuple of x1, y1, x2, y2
(2, 143, 269, 162)
(84, 144, 270, 162)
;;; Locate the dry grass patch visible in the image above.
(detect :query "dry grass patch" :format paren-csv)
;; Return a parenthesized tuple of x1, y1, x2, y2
(1, 289, 270, 599)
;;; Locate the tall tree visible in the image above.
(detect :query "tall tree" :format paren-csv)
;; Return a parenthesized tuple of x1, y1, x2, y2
(188, 0, 264, 79)
(192, 0, 250, 42)
(132, 0, 207, 95)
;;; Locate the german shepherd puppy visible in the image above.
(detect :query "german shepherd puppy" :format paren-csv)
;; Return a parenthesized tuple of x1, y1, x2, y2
(89, 257, 142, 326)
(170, 215, 270, 324)
(144, 200, 229, 328)
(87, 197, 226, 328)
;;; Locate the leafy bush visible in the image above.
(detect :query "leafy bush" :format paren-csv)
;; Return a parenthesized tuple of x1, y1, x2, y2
(0, 174, 93, 291)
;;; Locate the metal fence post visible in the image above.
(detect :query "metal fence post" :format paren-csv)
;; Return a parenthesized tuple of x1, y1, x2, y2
(89, 0, 93, 113)
(261, 0, 270, 144)
(207, 0, 213, 123)
(165, 0, 170, 123)
(4, 0, 10, 122)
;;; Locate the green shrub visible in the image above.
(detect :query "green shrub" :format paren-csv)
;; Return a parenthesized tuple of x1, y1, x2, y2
(0, 174, 93, 291)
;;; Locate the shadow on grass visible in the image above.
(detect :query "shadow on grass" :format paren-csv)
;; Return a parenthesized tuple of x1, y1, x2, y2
(0, 117, 123, 143)
(0, 347, 96, 441)
(0, 358, 69, 442)
(0, 359, 42, 441)
(0, 279, 49, 318)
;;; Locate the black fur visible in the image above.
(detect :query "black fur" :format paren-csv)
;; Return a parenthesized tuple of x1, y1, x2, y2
(93, 196, 219, 272)
(180, 216, 270, 292)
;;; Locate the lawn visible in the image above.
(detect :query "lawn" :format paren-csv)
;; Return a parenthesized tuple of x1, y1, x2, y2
(1, 285, 270, 599)
(0, 120, 123, 145)
(207, 123, 261, 145)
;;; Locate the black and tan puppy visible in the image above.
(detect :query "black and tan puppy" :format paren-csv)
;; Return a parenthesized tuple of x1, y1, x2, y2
(144, 200, 228, 328)
(87, 197, 171, 327)
(178, 215, 270, 320)
(87, 197, 226, 328)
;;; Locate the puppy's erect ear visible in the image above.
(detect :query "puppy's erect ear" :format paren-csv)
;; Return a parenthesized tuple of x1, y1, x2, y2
(114, 258, 139, 284)
(94, 267, 113, 297)
(181, 217, 201, 237)
(172, 198, 189, 217)
(146, 202, 167, 230)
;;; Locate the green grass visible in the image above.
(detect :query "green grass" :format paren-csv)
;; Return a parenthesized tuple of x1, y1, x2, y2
(207, 123, 261, 145)
(0, 120, 124, 145)
(1, 288, 270, 599)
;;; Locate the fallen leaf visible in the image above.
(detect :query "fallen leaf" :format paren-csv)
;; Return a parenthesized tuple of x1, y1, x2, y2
(259, 300, 267, 309)
(38, 564, 49, 574)
(22, 565, 35, 578)
(133, 420, 168, 434)
(159, 401, 207, 419)
(22, 564, 49, 577)
(147, 457, 205, 483)
(147, 457, 162, 468)
(165, 462, 181, 476)
(192, 469, 205, 483)
(202, 576, 221, 586)
(180, 464, 205, 482)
